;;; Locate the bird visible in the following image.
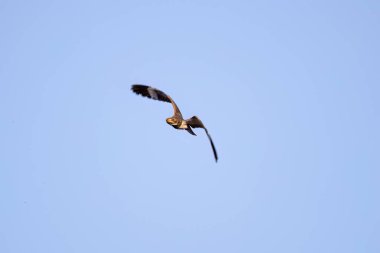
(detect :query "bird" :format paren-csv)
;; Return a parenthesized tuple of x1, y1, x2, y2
(131, 84, 218, 162)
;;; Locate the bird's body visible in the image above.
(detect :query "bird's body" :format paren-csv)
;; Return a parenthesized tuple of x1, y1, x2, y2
(167, 118, 188, 129)
(167, 116, 197, 135)
(131, 84, 218, 162)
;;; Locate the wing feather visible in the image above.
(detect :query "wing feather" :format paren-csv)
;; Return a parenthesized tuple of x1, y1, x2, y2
(187, 116, 218, 162)
(131, 84, 182, 117)
(131, 84, 171, 103)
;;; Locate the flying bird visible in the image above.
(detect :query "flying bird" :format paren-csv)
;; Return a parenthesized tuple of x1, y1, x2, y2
(131, 84, 218, 162)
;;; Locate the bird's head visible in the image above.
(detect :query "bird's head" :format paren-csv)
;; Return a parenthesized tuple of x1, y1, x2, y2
(166, 117, 178, 126)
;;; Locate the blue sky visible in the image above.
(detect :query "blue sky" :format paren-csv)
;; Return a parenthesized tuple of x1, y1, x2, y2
(1, 0, 379, 252)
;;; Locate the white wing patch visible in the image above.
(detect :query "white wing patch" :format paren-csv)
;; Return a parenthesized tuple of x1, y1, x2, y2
(147, 87, 158, 100)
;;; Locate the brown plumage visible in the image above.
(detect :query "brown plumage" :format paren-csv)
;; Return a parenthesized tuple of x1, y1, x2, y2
(131, 84, 218, 162)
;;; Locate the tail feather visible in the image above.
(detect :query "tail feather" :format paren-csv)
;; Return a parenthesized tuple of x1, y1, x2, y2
(186, 127, 196, 136)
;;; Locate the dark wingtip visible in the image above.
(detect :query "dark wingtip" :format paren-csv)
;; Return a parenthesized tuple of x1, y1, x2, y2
(131, 84, 147, 91)
(131, 84, 138, 92)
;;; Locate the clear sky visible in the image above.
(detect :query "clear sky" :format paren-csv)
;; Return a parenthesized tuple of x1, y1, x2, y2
(1, 0, 379, 252)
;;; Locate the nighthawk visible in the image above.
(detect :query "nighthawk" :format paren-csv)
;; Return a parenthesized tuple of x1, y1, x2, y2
(131, 84, 218, 162)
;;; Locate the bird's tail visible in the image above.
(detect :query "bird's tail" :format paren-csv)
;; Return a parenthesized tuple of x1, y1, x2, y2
(186, 127, 196, 136)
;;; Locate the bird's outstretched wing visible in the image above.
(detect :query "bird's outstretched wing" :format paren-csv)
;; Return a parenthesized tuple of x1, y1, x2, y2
(131, 84, 182, 117)
(131, 84, 171, 102)
(186, 116, 218, 162)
